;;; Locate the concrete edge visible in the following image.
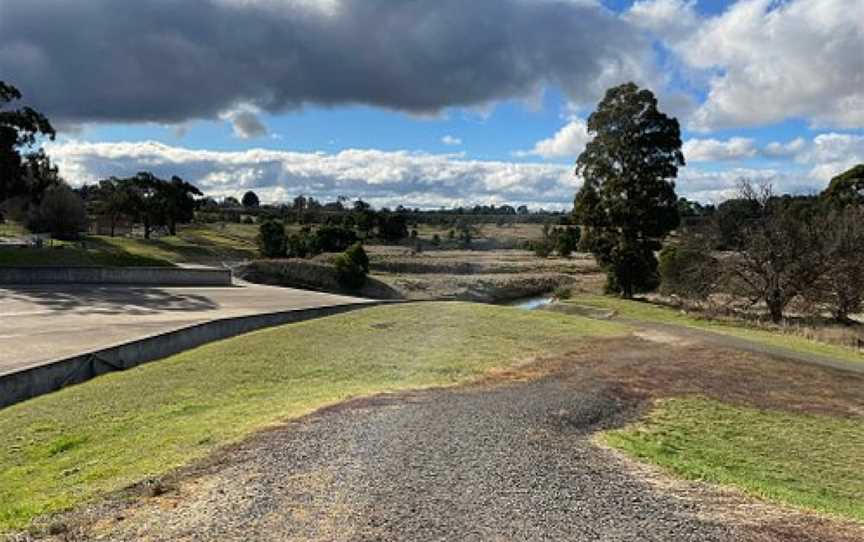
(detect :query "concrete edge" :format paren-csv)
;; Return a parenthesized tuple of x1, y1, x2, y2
(0, 300, 395, 410)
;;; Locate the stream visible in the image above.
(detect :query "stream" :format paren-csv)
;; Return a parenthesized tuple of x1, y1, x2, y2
(503, 294, 555, 310)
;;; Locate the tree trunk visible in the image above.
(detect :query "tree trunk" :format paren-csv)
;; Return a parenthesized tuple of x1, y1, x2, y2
(144, 219, 151, 239)
(767, 290, 784, 323)
(169, 219, 176, 236)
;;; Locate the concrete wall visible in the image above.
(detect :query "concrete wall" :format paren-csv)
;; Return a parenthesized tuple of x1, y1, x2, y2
(0, 302, 385, 409)
(0, 266, 231, 286)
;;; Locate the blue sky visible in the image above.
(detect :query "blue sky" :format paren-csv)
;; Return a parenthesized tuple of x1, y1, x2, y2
(3, 0, 862, 207)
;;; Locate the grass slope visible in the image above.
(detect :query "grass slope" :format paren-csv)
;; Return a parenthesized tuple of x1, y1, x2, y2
(0, 224, 258, 267)
(604, 398, 864, 522)
(568, 294, 864, 367)
(0, 302, 625, 531)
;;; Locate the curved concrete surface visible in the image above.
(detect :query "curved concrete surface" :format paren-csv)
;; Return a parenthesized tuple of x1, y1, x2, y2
(0, 284, 374, 378)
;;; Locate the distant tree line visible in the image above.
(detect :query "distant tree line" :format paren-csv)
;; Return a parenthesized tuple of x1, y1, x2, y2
(197, 190, 568, 228)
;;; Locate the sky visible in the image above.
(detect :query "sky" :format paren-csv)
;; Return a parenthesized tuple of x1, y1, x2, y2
(1, 0, 862, 209)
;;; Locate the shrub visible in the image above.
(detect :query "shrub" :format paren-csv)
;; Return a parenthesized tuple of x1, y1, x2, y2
(286, 232, 310, 258)
(658, 242, 717, 300)
(345, 242, 369, 273)
(531, 239, 553, 258)
(334, 243, 369, 289)
(256, 220, 286, 258)
(312, 224, 357, 253)
(28, 184, 88, 240)
(431, 234, 441, 246)
(378, 213, 409, 242)
(553, 285, 572, 300)
(555, 226, 580, 257)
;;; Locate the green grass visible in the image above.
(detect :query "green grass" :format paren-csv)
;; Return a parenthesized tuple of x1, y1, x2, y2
(0, 302, 626, 532)
(0, 221, 28, 237)
(0, 241, 173, 267)
(0, 224, 258, 267)
(568, 294, 864, 367)
(604, 398, 864, 521)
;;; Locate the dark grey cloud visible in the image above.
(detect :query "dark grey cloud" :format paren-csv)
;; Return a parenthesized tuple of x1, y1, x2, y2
(226, 110, 268, 139)
(0, 0, 652, 125)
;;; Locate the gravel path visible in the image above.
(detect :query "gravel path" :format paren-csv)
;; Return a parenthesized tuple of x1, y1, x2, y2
(56, 372, 752, 541)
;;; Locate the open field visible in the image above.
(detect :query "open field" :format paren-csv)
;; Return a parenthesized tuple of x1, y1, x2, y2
(563, 294, 864, 367)
(0, 302, 625, 532)
(414, 222, 545, 249)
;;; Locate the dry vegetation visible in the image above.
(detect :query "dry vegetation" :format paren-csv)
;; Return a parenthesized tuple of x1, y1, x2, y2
(239, 247, 603, 303)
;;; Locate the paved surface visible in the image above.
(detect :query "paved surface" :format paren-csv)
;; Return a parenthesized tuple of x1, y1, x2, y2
(0, 284, 373, 376)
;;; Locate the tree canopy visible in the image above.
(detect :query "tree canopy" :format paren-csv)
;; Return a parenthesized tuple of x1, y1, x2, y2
(574, 82, 683, 297)
(242, 190, 260, 208)
(822, 163, 864, 208)
(0, 82, 55, 203)
(89, 173, 202, 238)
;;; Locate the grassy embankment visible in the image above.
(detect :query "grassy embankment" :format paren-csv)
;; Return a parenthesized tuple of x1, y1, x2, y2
(0, 223, 258, 267)
(604, 398, 864, 522)
(574, 294, 864, 522)
(0, 302, 626, 532)
(567, 294, 864, 366)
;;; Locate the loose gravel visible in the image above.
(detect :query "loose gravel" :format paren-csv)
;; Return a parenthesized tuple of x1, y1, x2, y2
(49, 372, 749, 541)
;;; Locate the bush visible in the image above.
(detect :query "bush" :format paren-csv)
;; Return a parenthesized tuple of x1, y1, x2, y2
(345, 242, 369, 273)
(286, 232, 310, 258)
(334, 242, 369, 289)
(555, 226, 580, 257)
(312, 224, 357, 253)
(431, 234, 441, 246)
(28, 184, 88, 240)
(658, 242, 717, 300)
(553, 285, 572, 300)
(378, 213, 408, 242)
(531, 239, 553, 258)
(256, 220, 286, 258)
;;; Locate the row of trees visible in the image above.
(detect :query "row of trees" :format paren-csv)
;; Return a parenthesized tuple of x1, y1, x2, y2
(80, 174, 202, 238)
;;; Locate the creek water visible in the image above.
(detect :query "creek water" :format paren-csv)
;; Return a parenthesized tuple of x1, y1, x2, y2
(503, 294, 554, 310)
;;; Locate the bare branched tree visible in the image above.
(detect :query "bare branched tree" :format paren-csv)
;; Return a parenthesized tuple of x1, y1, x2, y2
(719, 180, 827, 323)
(812, 206, 864, 322)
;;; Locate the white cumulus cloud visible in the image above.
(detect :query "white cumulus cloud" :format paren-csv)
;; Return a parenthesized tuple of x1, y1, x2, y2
(45, 140, 580, 209)
(683, 137, 757, 162)
(518, 117, 590, 159)
(678, 0, 864, 131)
